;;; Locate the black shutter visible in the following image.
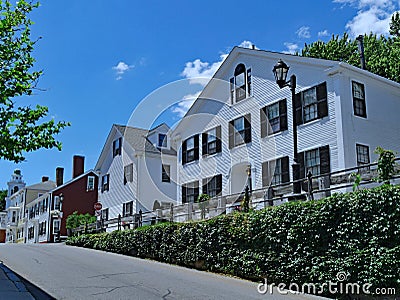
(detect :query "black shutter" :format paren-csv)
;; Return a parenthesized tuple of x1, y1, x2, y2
(260, 107, 267, 138)
(230, 77, 234, 104)
(194, 135, 199, 160)
(182, 185, 187, 203)
(319, 145, 330, 175)
(216, 174, 222, 196)
(106, 174, 110, 191)
(124, 167, 127, 185)
(202, 178, 208, 196)
(262, 162, 268, 187)
(119, 137, 122, 155)
(317, 82, 328, 119)
(295, 92, 303, 125)
(112, 140, 116, 157)
(216, 126, 222, 153)
(101, 176, 104, 192)
(244, 114, 252, 143)
(122, 204, 126, 217)
(281, 156, 290, 183)
(202, 132, 208, 156)
(182, 140, 187, 165)
(229, 121, 234, 149)
(129, 201, 133, 215)
(279, 99, 288, 131)
(247, 68, 252, 96)
(194, 181, 199, 203)
(297, 152, 305, 179)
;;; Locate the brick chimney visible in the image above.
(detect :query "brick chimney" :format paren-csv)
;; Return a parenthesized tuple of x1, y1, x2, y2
(56, 167, 64, 187)
(72, 155, 85, 178)
(42, 176, 49, 182)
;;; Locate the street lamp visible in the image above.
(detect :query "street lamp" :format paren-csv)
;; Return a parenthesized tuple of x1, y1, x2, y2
(273, 59, 301, 194)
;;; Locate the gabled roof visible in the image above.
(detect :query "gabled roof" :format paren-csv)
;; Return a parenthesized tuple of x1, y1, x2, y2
(52, 169, 98, 193)
(95, 124, 176, 170)
(26, 180, 57, 191)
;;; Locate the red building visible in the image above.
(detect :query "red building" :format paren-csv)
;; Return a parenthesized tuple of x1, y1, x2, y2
(49, 156, 99, 241)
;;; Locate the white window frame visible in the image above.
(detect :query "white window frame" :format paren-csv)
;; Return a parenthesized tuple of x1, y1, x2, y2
(53, 219, 60, 234)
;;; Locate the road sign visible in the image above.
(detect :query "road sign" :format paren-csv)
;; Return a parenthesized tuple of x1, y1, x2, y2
(94, 202, 102, 211)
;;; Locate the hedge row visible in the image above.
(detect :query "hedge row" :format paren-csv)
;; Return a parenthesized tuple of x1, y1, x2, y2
(67, 185, 400, 296)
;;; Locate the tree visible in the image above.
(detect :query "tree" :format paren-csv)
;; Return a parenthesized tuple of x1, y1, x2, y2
(0, 189, 7, 211)
(374, 147, 397, 185)
(0, 0, 69, 163)
(390, 11, 400, 37)
(66, 211, 97, 229)
(301, 33, 400, 83)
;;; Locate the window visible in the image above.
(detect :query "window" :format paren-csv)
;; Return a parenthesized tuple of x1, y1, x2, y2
(261, 100, 287, 137)
(124, 164, 133, 185)
(230, 64, 252, 103)
(202, 126, 222, 156)
(352, 81, 366, 118)
(262, 157, 290, 187)
(101, 174, 110, 192)
(13, 186, 18, 193)
(28, 227, 34, 240)
(229, 114, 251, 148)
(123, 201, 133, 217)
(54, 196, 61, 210)
(87, 176, 95, 191)
(202, 174, 222, 198)
(39, 221, 46, 236)
(12, 211, 16, 223)
(182, 135, 199, 165)
(356, 144, 370, 171)
(297, 145, 330, 179)
(113, 137, 122, 157)
(158, 134, 167, 148)
(53, 220, 60, 234)
(162, 164, 171, 182)
(101, 208, 109, 221)
(295, 82, 328, 125)
(182, 181, 199, 203)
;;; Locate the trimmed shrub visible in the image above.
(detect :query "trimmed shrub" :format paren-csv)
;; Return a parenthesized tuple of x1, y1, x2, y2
(66, 185, 400, 297)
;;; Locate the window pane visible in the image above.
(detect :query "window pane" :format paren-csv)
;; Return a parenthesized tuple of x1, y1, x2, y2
(207, 128, 216, 142)
(186, 137, 194, 150)
(305, 149, 320, 176)
(234, 118, 244, 131)
(235, 72, 245, 87)
(352, 82, 364, 99)
(267, 103, 279, 119)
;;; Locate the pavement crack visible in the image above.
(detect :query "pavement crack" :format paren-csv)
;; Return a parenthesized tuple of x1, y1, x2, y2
(87, 272, 138, 279)
(33, 258, 41, 264)
(162, 288, 172, 299)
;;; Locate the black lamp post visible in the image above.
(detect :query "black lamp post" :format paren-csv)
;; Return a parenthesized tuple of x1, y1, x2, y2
(273, 59, 301, 194)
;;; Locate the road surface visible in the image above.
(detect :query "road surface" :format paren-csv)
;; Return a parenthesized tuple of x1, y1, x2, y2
(0, 243, 324, 300)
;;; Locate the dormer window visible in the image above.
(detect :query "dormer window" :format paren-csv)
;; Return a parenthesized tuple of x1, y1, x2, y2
(158, 134, 167, 148)
(230, 64, 252, 103)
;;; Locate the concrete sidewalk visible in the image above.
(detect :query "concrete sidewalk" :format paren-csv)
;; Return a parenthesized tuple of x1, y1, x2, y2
(0, 261, 34, 300)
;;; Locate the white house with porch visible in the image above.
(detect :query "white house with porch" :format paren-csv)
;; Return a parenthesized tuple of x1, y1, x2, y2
(170, 46, 400, 205)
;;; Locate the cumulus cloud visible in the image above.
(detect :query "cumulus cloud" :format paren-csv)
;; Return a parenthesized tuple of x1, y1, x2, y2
(318, 29, 330, 37)
(283, 42, 299, 54)
(333, 0, 398, 36)
(170, 92, 201, 118)
(296, 26, 311, 38)
(112, 61, 134, 80)
(181, 40, 257, 85)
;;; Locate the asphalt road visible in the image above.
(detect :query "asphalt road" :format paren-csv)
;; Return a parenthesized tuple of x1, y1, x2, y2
(0, 243, 324, 300)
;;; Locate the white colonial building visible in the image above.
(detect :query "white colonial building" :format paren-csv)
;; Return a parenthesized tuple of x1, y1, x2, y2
(95, 123, 177, 227)
(171, 46, 400, 204)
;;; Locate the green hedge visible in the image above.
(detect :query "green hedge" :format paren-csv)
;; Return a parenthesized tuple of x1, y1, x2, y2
(67, 185, 400, 296)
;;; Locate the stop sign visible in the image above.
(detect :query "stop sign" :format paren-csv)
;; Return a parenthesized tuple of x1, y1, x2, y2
(94, 202, 102, 211)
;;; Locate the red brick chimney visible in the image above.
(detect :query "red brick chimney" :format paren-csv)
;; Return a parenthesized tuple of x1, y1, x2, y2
(72, 155, 85, 178)
(56, 167, 64, 187)
(42, 176, 49, 182)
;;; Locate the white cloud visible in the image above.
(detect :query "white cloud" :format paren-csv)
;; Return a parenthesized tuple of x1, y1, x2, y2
(296, 26, 311, 38)
(283, 42, 299, 54)
(170, 92, 201, 118)
(318, 29, 330, 37)
(112, 61, 134, 80)
(333, 0, 398, 36)
(181, 40, 257, 86)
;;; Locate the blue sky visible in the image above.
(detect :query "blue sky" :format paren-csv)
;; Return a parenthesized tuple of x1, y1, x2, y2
(1, 0, 399, 188)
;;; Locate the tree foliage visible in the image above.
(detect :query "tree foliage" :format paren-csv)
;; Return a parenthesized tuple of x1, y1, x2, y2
(390, 11, 400, 37)
(301, 22, 400, 84)
(0, 189, 7, 211)
(0, 0, 69, 163)
(374, 146, 397, 184)
(66, 211, 97, 229)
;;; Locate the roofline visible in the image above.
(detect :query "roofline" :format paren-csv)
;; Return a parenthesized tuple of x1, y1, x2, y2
(51, 169, 98, 193)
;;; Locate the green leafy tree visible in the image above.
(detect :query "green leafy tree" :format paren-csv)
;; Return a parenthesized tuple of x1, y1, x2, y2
(0, 189, 7, 211)
(301, 33, 400, 83)
(0, 0, 69, 163)
(390, 11, 400, 37)
(374, 147, 397, 185)
(66, 211, 97, 229)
